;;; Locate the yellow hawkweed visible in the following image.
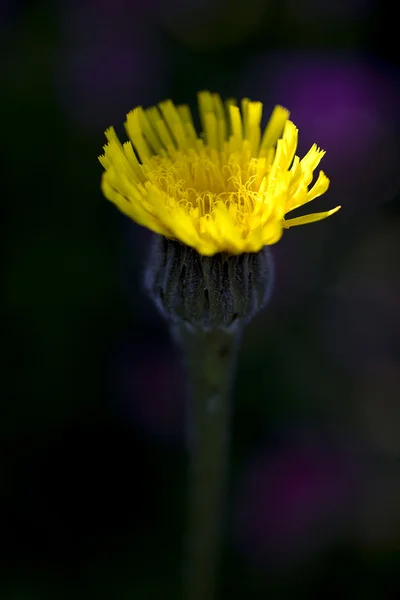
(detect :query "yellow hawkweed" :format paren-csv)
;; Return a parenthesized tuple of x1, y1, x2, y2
(99, 91, 340, 256)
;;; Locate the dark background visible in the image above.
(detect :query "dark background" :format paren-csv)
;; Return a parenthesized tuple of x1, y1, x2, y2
(1, 0, 400, 598)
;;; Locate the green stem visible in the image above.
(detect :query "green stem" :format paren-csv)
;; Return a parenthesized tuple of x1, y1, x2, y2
(174, 324, 240, 600)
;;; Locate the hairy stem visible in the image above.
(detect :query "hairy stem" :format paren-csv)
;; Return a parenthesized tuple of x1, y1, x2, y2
(174, 324, 239, 600)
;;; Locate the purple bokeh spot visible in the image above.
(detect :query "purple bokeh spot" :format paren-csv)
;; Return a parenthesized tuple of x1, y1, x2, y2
(238, 52, 400, 311)
(240, 52, 400, 209)
(58, 42, 166, 130)
(55, 0, 168, 131)
(110, 339, 185, 443)
(234, 432, 358, 565)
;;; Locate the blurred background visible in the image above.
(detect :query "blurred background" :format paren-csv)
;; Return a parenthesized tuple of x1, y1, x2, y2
(1, 0, 399, 598)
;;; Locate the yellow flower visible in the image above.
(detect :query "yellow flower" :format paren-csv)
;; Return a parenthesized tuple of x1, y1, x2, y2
(99, 91, 340, 256)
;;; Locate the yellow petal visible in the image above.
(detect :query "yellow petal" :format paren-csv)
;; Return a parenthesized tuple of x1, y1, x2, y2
(259, 105, 290, 158)
(286, 171, 330, 213)
(284, 205, 341, 228)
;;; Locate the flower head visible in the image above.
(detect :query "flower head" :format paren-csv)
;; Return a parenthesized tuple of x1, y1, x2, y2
(99, 91, 340, 255)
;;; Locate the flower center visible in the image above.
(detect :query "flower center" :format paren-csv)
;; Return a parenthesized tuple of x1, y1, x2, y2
(144, 149, 270, 217)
